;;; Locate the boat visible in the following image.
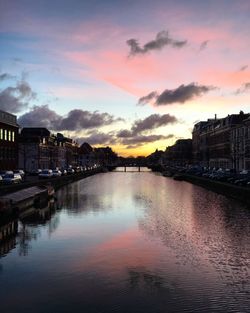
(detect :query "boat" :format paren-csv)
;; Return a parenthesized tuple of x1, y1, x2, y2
(0, 185, 54, 216)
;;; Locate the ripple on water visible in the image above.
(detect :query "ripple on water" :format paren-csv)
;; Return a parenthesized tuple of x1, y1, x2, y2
(0, 171, 249, 313)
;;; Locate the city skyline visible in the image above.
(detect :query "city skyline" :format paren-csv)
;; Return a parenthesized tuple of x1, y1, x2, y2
(1, 0, 250, 156)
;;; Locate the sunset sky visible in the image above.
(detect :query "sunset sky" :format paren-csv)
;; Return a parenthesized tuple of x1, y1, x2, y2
(1, 0, 250, 156)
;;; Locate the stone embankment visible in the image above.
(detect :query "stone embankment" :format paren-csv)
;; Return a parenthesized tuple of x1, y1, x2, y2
(177, 174, 250, 205)
(0, 168, 102, 196)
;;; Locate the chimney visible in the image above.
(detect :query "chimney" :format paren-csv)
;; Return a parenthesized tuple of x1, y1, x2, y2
(215, 114, 217, 120)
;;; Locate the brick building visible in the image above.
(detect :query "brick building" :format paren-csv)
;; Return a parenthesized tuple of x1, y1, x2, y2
(0, 110, 19, 170)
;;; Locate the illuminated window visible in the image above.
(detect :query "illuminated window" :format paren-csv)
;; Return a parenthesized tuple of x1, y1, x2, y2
(12, 131, 15, 142)
(4, 129, 7, 140)
(8, 131, 11, 141)
(0, 129, 2, 140)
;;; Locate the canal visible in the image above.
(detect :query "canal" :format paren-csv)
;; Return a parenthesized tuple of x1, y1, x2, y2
(0, 168, 249, 313)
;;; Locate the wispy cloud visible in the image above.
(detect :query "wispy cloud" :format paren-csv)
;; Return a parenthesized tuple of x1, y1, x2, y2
(238, 65, 248, 72)
(127, 30, 187, 56)
(235, 82, 250, 94)
(0, 72, 16, 81)
(121, 134, 174, 147)
(199, 40, 209, 51)
(76, 131, 116, 145)
(116, 113, 178, 148)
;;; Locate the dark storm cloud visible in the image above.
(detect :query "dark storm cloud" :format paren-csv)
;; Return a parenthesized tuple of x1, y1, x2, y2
(235, 82, 250, 94)
(199, 40, 209, 51)
(131, 114, 178, 134)
(0, 72, 15, 81)
(137, 91, 158, 105)
(18, 105, 122, 131)
(239, 65, 248, 72)
(0, 81, 36, 113)
(127, 30, 187, 56)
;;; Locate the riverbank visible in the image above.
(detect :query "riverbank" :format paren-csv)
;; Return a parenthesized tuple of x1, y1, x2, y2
(175, 173, 250, 205)
(0, 168, 102, 197)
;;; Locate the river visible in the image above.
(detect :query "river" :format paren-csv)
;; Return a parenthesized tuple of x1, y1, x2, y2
(0, 168, 249, 313)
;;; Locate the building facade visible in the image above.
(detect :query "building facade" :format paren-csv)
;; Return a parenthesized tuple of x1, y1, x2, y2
(19, 128, 81, 172)
(165, 139, 192, 166)
(192, 112, 250, 170)
(0, 110, 19, 170)
(231, 117, 250, 171)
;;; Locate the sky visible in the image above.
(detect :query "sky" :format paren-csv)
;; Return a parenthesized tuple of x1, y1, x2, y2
(1, 0, 250, 157)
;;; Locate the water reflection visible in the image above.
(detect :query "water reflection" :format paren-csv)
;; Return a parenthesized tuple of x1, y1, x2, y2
(0, 171, 249, 313)
(0, 199, 58, 258)
(0, 219, 18, 258)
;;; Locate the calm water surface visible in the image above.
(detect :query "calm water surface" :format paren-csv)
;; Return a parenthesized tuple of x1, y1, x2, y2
(0, 168, 250, 313)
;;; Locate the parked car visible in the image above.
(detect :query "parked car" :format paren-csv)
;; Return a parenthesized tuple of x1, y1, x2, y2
(30, 169, 42, 175)
(0, 170, 13, 178)
(74, 167, 81, 173)
(14, 169, 25, 179)
(234, 172, 250, 186)
(3, 173, 22, 184)
(0, 171, 6, 178)
(39, 169, 53, 179)
(61, 169, 67, 175)
(67, 168, 75, 174)
(52, 169, 62, 177)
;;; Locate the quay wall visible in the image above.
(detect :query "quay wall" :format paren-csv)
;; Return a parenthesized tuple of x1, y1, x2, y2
(180, 174, 250, 205)
(0, 168, 102, 196)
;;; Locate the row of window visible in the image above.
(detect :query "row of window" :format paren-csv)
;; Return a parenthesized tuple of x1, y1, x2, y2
(0, 129, 15, 142)
(231, 127, 250, 139)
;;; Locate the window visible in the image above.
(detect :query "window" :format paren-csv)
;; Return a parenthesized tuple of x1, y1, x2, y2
(4, 129, 7, 140)
(12, 131, 15, 142)
(8, 130, 11, 141)
(0, 129, 2, 140)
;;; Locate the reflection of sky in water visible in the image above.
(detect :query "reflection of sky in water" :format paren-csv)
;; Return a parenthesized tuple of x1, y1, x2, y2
(0, 171, 249, 313)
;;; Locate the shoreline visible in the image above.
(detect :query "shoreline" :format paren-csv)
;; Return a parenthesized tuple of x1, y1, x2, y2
(173, 173, 250, 206)
(0, 168, 103, 197)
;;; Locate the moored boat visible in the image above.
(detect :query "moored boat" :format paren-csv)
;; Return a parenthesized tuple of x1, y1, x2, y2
(0, 185, 54, 216)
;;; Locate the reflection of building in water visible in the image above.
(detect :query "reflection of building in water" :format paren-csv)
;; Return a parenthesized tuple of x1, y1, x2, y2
(20, 201, 56, 226)
(0, 219, 18, 257)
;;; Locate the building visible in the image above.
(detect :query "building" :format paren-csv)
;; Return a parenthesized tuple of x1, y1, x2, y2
(18, 128, 81, 172)
(165, 139, 192, 166)
(64, 137, 79, 168)
(19, 128, 53, 172)
(192, 111, 250, 170)
(93, 147, 117, 166)
(0, 110, 19, 170)
(78, 142, 94, 167)
(192, 120, 213, 167)
(231, 116, 250, 171)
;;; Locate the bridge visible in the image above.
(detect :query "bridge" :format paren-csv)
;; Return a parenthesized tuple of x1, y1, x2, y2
(107, 165, 150, 172)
